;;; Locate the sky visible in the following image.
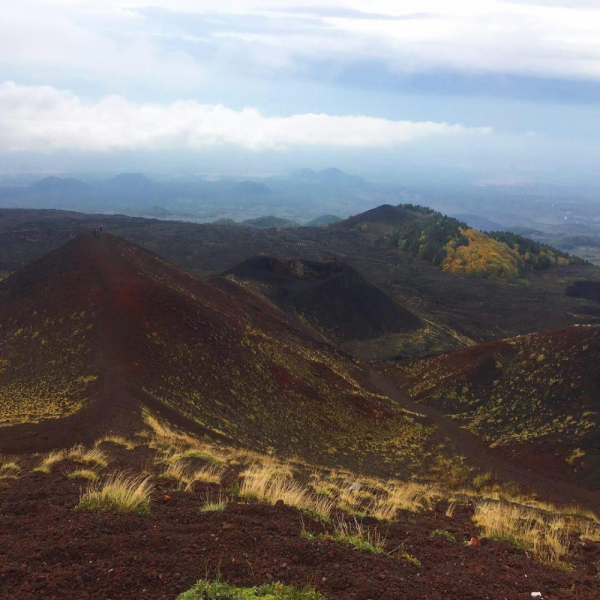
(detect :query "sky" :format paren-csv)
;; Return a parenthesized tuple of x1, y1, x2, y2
(1, 0, 600, 183)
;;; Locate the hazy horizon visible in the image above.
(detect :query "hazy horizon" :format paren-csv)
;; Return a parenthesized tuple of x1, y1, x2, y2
(1, 1, 600, 186)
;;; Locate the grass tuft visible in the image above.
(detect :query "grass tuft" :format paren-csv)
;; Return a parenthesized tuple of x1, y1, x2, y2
(33, 449, 67, 474)
(200, 492, 227, 513)
(240, 464, 333, 521)
(473, 501, 579, 564)
(430, 529, 457, 543)
(76, 470, 154, 515)
(177, 579, 325, 599)
(302, 515, 386, 554)
(67, 445, 109, 468)
(0, 459, 20, 477)
(160, 460, 224, 492)
(67, 469, 99, 481)
(94, 435, 135, 450)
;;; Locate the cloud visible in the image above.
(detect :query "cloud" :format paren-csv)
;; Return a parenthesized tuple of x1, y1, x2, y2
(3, 1, 600, 105)
(0, 82, 491, 153)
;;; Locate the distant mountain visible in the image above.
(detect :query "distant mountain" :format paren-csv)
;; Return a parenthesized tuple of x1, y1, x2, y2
(225, 256, 422, 343)
(289, 167, 367, 186)
(241, 216, 300, 229)
(101, 172, 156, 192)
(31, 176, 90, 195)
(505, 226, 544, 237)
(451, 213, 503, 232)
(305, 214, 342, 227)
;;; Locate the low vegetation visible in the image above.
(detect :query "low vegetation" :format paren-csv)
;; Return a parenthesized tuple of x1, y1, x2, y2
(160, 460, 224, 492)
(33, 449, 67, 474)
(323, 516, 386, 554)
(200, 493, 227, 513)
(67, 444, 109, 468)
(76, 471, 154, 515)
(177, 580, 325, 600)
(0, 456, 20, 481)
(240, 464, 333, 521)
(94, 435, 136, 450)
(429, 529, 457, 543)
(472, 501, 596, 565)
(66, 469, 99, 481)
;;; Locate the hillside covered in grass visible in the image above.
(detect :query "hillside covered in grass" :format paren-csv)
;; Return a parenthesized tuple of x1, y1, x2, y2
(381, 325, 600, 489)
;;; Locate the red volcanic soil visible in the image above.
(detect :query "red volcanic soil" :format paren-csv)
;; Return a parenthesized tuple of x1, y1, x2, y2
(0, 233, 442, 476)
(1, 448, 600, 600)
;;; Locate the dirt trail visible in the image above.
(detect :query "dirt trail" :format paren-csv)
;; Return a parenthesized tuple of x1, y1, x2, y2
(369, 369, 600, 512)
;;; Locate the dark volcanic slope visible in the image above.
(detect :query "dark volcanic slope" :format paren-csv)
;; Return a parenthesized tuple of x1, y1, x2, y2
(332, 204, 417, 236)
(567, 280, 600, 304)
(224, 256, 422, 342)
(0, 234, 443, 475)
(381, 326, 600, 490)
(2, 208, 599, 360)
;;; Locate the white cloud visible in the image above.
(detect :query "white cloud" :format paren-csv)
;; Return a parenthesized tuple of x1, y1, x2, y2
(2, 0, 600, 99)
(0, 82, 491, 153)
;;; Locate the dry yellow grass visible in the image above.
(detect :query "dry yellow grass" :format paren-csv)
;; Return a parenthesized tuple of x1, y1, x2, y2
(473, 502, 574, 564)
(33, 449, 67, 474)
(445, 501, 457, 519)
(328, 515, 386, 553)
(240, 464, 333, 520)
(94, 435, 135, 450)
(0, 457, 20, 480)
(160, 459, 224, 492)
(142, 410, 600, 566)
(67, 445, 109, 468)
(200, 492, 228, 513)
(67, 469, 99, 481)
(77, 471, 154, 514)
(368, 482, 438, 520)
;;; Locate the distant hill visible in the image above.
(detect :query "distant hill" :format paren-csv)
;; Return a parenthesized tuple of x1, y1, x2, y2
(224, 256, 422, 343)
(381, 325, 600, 489)
(211, 218, 241, 226)
(305, 214, 342, 227)
(451, 213, 503, 232)
(334, 203, 589, 281)
(0, 234, 440, 476)
(333, 204, 419, 236)
(31, 176, 90, 195)
(241, 216, 300, 229)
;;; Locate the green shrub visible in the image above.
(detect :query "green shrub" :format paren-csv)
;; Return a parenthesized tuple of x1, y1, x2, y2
(177, 580, 326, 600)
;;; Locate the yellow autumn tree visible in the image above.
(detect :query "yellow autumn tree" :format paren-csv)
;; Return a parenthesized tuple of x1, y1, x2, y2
(441, 228, 523, 281)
